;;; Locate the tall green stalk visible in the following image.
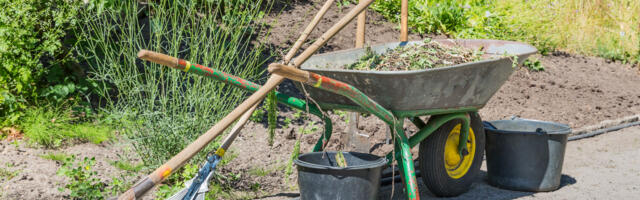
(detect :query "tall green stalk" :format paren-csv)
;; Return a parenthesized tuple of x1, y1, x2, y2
(267, 91, 277, 146)
(76, 0, 271, 167)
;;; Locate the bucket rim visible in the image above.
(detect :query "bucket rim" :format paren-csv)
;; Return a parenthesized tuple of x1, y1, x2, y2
(485, 118, 571, 135)
(294, 151, 388, 170)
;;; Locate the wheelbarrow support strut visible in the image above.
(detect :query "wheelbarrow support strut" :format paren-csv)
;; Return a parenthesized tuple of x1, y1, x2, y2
(270, 63, 424, 200)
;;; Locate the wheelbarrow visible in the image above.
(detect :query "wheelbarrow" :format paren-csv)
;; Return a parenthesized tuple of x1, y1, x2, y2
(269, 39, 537, 198)
(147, 39, 536, 199)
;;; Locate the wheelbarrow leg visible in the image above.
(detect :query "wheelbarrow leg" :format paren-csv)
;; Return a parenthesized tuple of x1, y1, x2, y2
(312, 115, 333, 152)
(393, 121, 420, 200)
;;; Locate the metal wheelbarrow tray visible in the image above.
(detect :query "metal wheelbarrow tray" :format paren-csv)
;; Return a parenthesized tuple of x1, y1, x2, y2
(298, 39, 537, 115)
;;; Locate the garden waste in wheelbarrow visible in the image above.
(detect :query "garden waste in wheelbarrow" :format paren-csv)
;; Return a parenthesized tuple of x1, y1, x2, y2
(297, 39, 536, 112)
(266, 39, 537, 199)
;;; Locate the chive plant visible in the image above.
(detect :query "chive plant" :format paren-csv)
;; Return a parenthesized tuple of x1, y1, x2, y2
(77, 0, 271, 167)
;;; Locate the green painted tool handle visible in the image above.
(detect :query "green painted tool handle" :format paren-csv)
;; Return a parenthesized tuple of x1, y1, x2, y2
(268, 63, 395, 125)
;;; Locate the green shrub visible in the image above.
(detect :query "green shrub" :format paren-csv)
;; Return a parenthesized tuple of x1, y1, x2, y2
(371, 0, 509, 38)
(0, 0, 95, 126)
(76, 0, 272, 168)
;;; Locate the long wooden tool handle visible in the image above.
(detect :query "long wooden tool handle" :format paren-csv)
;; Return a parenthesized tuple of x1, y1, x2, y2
(293, 0, 374, 66)
(400, 0, 408, 42)
(355, 0, 366, 48)
(219, 104, 258, 151)
(137, 50, 179, 68)
(284, 0, 335, 63)
(119, 1, 374, 199)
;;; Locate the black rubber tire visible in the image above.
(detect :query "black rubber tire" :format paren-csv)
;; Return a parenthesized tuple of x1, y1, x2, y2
(418, 112, 485, 197)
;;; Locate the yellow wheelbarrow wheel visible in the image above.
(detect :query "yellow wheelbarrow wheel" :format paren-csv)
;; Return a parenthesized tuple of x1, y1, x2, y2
(444, 123, 476, 179)
(419, 112, 485, 197)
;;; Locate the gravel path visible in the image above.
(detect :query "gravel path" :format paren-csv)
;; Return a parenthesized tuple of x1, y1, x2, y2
(378, 125, 640, 199)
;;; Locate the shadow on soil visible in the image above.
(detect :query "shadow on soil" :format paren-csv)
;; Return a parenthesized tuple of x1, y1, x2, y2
(378, 170, 577, 200)
(256, 170, 576, 199)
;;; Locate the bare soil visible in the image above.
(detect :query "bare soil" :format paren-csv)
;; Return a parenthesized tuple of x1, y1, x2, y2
(2, 0, 640, 199)
(0, 139, 152, 200)
(480, 53, 640, 128)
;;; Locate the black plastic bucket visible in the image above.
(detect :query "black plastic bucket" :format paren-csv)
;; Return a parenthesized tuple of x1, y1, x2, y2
(484, 118, 571, 192)
(294, 151, 387, 200)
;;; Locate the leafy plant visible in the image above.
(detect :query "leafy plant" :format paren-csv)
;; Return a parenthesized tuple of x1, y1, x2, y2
(523, 58, 544, 72)
(0, 0, 94, 126)
(250, 107, 265, 123)
(57, 156, 105, 200)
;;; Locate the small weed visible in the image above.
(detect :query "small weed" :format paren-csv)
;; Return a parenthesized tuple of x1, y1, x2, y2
(109, 160, 144, 173)
(334, 110, 350, 124)
(57, 156, 105, 199)
(523, 58, 544, 72)
(299, 124, 319, 135)
(336, 0, 351, 11)
(248, 167, 270, 177)
(11, 140, 19, 149)
(250, 182, 261, 192)
(40, 153, 72, 162)
(283, 117, 292, 128)
(106, 177, 131, 197)
(250, 108, 265, 123)
(293, 110, 304, 120)
(0, 167, 19, 182)
(220, 150, 238, 166)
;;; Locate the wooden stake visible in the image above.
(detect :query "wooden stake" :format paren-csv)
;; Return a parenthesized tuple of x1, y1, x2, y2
(355, 0, 366, 48)
(400, 0, 408, 42)
(119, 1, 375, 199)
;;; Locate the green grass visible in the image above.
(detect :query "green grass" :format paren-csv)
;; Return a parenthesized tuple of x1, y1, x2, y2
(109, 160, 144, 173)
(76, 0, 273, 169)
(19, 106, 113, 148)
(0, 167, 19, 182)
(40, 153, 72, 162)
(495, 0, 639, 62)
(371, 0, 639, 63)
(248, 166, 270, 177)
